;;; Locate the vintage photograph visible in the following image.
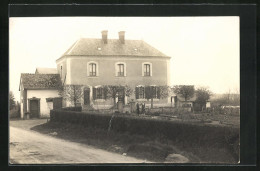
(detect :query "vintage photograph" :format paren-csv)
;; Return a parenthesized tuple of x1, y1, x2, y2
(9, 17, 240, 164)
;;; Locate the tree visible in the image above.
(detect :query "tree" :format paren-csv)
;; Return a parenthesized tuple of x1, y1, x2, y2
(195, 87, 212, 111)
(59, 85, 84, 107)
(9, 91, 16, 110)
(104, 85, 133, 106)
(173, 85, 195, 101)
(144, 86, 171, 108)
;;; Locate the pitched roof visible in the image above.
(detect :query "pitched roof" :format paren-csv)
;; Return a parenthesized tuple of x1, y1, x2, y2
(20, 73, 62, 90)
(35, 67, 57, 74)
(57, 38, 170, 60)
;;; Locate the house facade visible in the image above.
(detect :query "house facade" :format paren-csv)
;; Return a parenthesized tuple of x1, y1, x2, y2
(19, 69, 62, 118)
(56, 31, 171, 109)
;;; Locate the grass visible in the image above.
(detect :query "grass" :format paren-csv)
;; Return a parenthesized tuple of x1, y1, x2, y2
(31, 121, 238, 163)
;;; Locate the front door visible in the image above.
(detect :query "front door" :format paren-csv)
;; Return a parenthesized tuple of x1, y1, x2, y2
(84, 89, 90, 105)
(30, 100, 39, 118)
(118, 88, 125, 104)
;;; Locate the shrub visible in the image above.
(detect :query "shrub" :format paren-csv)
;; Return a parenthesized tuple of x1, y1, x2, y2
(61, 106, 82, 112)
(50, 109, 239, 161)
(9, 109, 20, 118)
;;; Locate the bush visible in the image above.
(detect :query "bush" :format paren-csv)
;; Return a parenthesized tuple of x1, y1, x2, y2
(50, 109, 239, 161)
(61, 106, 82, 112)
(9, 109, 20, 118)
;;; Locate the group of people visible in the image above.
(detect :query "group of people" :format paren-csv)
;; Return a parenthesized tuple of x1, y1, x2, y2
(136, 102, 146, 115)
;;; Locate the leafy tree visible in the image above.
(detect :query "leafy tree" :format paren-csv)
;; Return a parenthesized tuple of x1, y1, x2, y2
(9, 91, 16, 110)
(173, 85, 195, 101)
(59, 85, 84, 107)
(195, 87, 212, 110)
(144, 86, 171, 108)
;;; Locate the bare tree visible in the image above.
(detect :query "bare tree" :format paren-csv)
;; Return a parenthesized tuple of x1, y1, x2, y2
(144, 86, 171, 108)
(173, 85, 195, 101)
(103, 85, 133, 106)
(59, 85, 84, 108)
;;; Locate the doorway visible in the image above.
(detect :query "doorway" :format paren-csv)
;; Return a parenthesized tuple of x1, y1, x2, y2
(29, 99, 40, 118)
(84, 88, 90, 105)
(118, 88, 125, 104)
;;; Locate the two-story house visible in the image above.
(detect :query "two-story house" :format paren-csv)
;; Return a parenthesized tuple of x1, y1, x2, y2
(56, 31, 171, 110)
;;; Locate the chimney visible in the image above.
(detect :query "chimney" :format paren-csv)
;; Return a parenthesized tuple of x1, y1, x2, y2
(118, 31, 125, 44)
(101, 30, 108, 44)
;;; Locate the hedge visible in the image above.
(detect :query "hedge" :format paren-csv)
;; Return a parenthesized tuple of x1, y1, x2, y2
(50, 109, 239, 159)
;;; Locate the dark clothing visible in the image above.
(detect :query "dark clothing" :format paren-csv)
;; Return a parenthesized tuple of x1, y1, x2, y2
(142, 103, 146, 114)
(136, 103, 140, 115)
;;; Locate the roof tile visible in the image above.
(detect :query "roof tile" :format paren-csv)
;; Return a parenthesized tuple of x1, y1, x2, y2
(58, 38, 170, 60)
(21, 73, 62, 89)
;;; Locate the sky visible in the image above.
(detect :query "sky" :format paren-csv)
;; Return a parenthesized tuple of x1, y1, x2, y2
(9, 17, 240, 101)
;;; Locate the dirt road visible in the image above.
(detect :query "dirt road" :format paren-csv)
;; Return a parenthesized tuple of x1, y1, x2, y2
(9, 120, 147, 164)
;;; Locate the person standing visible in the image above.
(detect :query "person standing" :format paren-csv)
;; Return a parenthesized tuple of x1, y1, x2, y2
(136, 103, 140, 115)
(142, 103, 146, 114)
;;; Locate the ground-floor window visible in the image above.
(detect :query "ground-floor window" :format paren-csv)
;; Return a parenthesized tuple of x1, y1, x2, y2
(136, 86, 160, 99)
(136, 86, 145, 99)
(93, 87, 106, 100)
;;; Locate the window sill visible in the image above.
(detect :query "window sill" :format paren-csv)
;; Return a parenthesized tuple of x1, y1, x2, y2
(88, 76, 98, 78)
(143, 75, 151, 77)
(116, 76, 126, 77)
(136, 99, 146, 102)
(94, 99, 106, 102)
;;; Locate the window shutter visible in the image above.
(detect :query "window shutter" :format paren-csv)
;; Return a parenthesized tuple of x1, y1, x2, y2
(157, 87, 161, 99)
(135, 87, 139, 99)
(93, 88, 96, 100)
(104, 87, 108, 100)
(145, 86, 150, 99)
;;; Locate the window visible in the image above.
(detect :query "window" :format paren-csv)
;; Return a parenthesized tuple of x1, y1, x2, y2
(135, 86, 145, 99)
(87, 61, 98, 77)
(115, 62, 126, 76)
(93, 86, 106, 100)
(96, 87, 103, 99)
(142, 62, 152, 76)
(151, 86, 158, 98)
(118, 64, 124, 76)
(144, 64, 150, 76)
(89, 63, 96, 76)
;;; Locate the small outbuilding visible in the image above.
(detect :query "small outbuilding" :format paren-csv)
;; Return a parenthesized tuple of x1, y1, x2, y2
(19, 72, 62, 119)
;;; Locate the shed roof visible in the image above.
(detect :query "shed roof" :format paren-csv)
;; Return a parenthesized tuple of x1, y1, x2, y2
(20, 73, 62, 90)
(57, 38, 170, 61)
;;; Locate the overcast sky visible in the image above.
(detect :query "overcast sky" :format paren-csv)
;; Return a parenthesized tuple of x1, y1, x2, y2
(9, 17, 239, 101)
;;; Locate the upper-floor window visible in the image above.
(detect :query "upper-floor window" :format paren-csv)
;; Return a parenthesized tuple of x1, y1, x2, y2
(115, 62, 126, 77)
(89, 63, 96, 76)
(144, 64, 150, 76)
(87, 61, 99, 77)
(118, 64, 124, 76)
(142, 62, 152, 76)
